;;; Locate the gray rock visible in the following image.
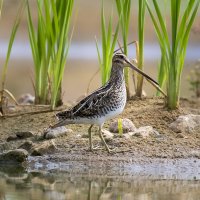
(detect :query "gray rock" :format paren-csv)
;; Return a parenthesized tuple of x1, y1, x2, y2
(131, 126, 159, 138)
(18, 93, 35, 105)
(169, 114, 200, 134)
(109, 118, 136, 133)
(123, 132, 134, 139)
(102, 129, 114, 141)
(0, 142, 10, 152)
(30, 140, 57, 156)
(18, 141, 34, 151)
(16, 131, 34, 139)
(44, 127, 72, 139)
(0, 149, 28, 164)
(7, 135, 18, 142)
(7, 131, 34, 142)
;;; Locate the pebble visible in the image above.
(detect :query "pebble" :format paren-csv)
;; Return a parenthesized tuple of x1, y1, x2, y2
(18, 93, 35, 105)
(7, 135, 18, 142)
(131, 126, 160, 138)
(0, 149, 28, 164)
(16, 131, 34, 139)
(101, 125, 159, 139)
(18, 141, 34, 151)
(30, 140, 57, 156)
(7, 131, 34, 141)
(0, 142, 10, 152)
(169, 114, 200, 134)
(109, 118, 136, 133)
(102, 129, 114, 141)
(44, 127, 73, 139)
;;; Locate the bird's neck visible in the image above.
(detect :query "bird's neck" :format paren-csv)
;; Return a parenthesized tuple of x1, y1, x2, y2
(109, 63, 125, 85)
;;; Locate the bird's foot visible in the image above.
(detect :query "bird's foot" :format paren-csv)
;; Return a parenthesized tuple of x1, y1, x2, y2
(90, 145, 113, 154)
(89, 145, 103, 152)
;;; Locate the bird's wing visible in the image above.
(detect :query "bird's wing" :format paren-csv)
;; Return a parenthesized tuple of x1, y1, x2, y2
(72, 83, 113, 114)
(56, 83, 113, 119)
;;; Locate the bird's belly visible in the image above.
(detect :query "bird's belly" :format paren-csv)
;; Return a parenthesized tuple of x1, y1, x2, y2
(95, 101, 126, 125)
(69, 104, 125, 126)
(101, 106, 124, 120)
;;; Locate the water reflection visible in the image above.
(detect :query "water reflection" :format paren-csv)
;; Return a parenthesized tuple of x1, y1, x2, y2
(0, 166, 200, 200)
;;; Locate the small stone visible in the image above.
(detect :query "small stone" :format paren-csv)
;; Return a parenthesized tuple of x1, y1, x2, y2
(176, 133, 185, 138)
(16, 131, 34, 139)
(190, 150, 200, 158)
(18, 141, 34, 151)
(0, 142, 10, 152)
(18, 93, 35, 105)
(0, 149, 28, 164)
(169, 114, 200, 134)
(123, 133, 133, 139)
(30, 140, 57, 156)
(7, 131, 34, 142)
(133, 126, 159, 138)
(109, 118, 136, 133)
(44, 127, 72, 139)
(7, 135, 18, 142)
(102, 129, 114, 141)
(7, 106, 16, 112)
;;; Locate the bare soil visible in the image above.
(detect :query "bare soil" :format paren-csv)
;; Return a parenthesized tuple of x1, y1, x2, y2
(0, 97, 200, 160)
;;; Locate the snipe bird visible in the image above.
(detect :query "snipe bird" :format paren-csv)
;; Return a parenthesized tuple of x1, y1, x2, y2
(50, 53, 158, 153)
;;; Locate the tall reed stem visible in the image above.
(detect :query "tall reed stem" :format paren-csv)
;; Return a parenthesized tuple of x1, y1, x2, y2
(135, 0, 146, 97)
(116, 0, 131, 98)
(27, 0, 74, 109)
(147, 0, 200, 109)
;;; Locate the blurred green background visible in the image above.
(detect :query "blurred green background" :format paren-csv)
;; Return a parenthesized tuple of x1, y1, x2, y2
(0, 0, 200, 103)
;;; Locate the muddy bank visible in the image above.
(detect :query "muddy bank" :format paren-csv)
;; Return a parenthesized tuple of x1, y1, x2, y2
(26, 155, 200, 180)
(0, 97, 200, 178)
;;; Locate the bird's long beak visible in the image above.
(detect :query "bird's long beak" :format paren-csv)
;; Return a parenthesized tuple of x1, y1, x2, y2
(125, 58, 159, 86)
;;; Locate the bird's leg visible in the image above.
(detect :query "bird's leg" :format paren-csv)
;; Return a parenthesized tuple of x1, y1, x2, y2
(88, 125, 94, 151)
(99, 125, 111, 153)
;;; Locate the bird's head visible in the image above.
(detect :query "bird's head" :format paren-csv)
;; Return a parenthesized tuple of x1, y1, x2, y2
(112, 53, 128, 66)
(112, 52, 159, 86)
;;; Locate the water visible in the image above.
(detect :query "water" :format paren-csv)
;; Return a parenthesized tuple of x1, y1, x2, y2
(0, 41, 200, 61)
(1, 168, 200, 200)
(1, 158, 200, 200)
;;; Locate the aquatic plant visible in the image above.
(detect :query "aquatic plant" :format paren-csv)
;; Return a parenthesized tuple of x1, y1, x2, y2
(96, 3, 119, 85)
(0, 0, 25, 115)
(118, 118, 123, 136)
(27, 0, 74, 109)
(135, 0, 146, 97)
(188, 61, 200, 98)
(115, 0, 131, 97)
(146, 0, 200, 109)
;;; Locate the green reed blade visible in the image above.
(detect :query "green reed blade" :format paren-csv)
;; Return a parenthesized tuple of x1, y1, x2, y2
(27, 0, 74, 107)
(96, 1, 119, 85)
(136, 0, 146, 97)
(1, 0, 25, 93)
(147, 0, 200, 109)
(115, 0, 131, 97)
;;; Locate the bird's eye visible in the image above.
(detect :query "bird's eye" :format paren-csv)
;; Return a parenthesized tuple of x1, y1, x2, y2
(120, 55, 124, 59)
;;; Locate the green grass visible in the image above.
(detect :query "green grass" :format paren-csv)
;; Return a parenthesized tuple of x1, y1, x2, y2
(96, 2, 119, 85)
(188, 61, 200, 98)
(146, 0, 200, 109)
(135, 0, 146, 97)
(27, 0, 74, 109)
(0, 0, 25, 114)
(116, 0, 131, 97)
